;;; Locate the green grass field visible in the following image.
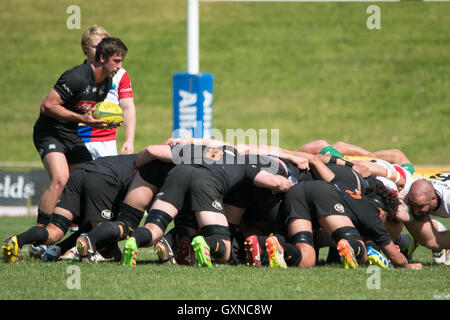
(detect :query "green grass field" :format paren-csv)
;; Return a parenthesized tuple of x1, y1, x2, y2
(1, 216, 449, 300)
(0, 0, 449, 302)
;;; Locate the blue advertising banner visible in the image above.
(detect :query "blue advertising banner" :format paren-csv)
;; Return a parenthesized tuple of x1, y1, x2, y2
(172, 72, 214, 139)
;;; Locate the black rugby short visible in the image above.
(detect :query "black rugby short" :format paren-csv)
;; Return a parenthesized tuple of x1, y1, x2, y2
(157, 165, 226, 214)
(281, 180, 347, 227)
(138, 160, 174, 189)
(33, 130, 92, 164)
(56, 169, 122, 228)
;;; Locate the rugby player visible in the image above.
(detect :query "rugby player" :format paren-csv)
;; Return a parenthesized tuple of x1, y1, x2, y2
(32, 37, 128, 229)
(78, 25, 136, 159)
(118, 143, 295, 267)
(2, 154, 136, 263)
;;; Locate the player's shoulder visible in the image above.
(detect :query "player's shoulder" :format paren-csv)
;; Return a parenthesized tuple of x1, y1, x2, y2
(113, 68, 128, 80)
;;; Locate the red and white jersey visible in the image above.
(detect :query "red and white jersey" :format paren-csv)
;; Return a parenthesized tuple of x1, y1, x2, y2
(78, 68, 134, 142)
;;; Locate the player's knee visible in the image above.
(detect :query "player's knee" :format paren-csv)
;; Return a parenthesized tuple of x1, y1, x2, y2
(290, 231, 315, 267)
(332, 226, 366, 261)
(48, 213, 72, 239)
(201, 225, 231, 262)
(49, 175, 69, 193)
(145, 209, 173, 235)
(118, 202, 146, 235)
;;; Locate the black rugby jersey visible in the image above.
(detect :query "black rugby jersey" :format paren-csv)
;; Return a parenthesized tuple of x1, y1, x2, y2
(35, 63, 112, 139)
(171, 144, 262, 192)
(334, 184, 392, 247)
(76, 154, 137, 190)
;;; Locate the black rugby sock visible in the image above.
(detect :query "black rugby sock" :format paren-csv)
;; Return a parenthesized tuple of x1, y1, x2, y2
(132, 227, 152, 248)
(56, 229, 83, 254)
(87, 222, 121, 248)
(16, 226, 49, 248)
(274, 234, 302, 266)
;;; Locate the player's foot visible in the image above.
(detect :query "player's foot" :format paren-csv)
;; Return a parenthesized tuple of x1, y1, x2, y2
(29, 244, 47, 260)
(433, 249, 448, 265)
(2, 236, 20, 263)
(40, 245, 62, 262)
(121, 237, 138, 267)
(400, 234, 418, 263)
(367, 246, 391, 269)
(60, 247, 80, 261)
(176, 236, 196, 265)
(265, 235, 287, 269)
(76, 233, 96, 263)
(244, 235, 261, 267)
(155, 236, 177, 265)
(191, 236, 213, 268)
(337, 239, 358, 269)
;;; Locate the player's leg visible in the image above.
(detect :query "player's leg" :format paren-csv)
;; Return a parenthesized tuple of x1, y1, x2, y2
(192, 210, 231, 267)
(37, 152, 70, 226)
(318, 215, 366, 269)
(331, 141, 371, 157)
(286, 218, 316, 268)
(297, 139, 330, 154)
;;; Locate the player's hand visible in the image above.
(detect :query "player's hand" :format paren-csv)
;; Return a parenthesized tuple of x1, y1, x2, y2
(120, 141, 134, 154)
(352, 163, 371, 178)
(81, 110, 107, 129)
(294, 157, 309, 170)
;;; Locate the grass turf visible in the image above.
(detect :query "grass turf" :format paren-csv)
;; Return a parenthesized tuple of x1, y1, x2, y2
(1, 216, 449, 300)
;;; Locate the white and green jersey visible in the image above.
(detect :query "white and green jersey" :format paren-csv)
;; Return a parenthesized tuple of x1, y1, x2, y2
(430, 179, 450, 218)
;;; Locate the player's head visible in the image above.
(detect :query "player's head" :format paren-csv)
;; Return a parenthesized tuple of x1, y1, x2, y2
(364, 182, 400, 221)
(95, 37, 128, 77)
(408, 179, 436, 220)
(95, 37, 128, 62)
(81, 25, 109, 63)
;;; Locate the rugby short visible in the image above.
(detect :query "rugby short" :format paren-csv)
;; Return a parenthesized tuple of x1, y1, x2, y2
(138, 160, 174, 189)
(281, 180, 347, 227)
(157, 165, 226, 214)
(56, 169, 122, 228)
(33, 128, 92, 164)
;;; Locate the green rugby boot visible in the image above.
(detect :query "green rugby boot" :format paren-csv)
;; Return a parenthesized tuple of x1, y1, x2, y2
(191, 236, 213, 268)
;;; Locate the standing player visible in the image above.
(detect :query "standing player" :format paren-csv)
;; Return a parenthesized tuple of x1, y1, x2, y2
(32, 37, 128, 229)
(78, 25, 136, 159)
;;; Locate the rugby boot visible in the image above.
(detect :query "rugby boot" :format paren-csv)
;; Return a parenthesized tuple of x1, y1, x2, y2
(265, 235, 287, 269)
(432, 249, 448, 265)
(2, 236, 20, 263)
(60, 247, 80, 261)
(29, 244, 47, 260)
(244, 235, 261, 267)
(155, 236, 177, 265)
(121, 237, 138, 267)
(367, 246, 391, 269)
(191, 236, 213, 268)
(337, 239, 358, 269)
(76, 233, 96, 263)
(40, 245, 62, 262)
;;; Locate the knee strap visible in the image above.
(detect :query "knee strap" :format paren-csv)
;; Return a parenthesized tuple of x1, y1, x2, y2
(49, 214, 72, 234)
(37, 210, 52, 226)
(145, 209, 173, 233)
(289, 231, 314, 247)
(331, 226, 363, 243)
(119, 203, 145, 231)
(201, 225, 230, 239)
